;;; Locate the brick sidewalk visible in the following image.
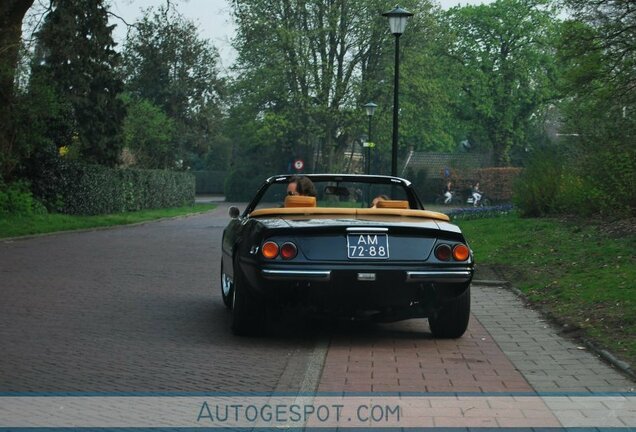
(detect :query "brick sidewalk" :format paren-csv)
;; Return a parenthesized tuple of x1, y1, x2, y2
(318, 316, 531, 393)
(317, 284, 634, 394)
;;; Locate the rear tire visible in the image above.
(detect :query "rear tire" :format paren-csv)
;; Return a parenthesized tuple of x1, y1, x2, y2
(429, 287, 470, 338)
(231, 258, 265, 336)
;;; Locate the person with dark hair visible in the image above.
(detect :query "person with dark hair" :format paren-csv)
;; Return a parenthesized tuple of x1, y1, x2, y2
(287, 176, 317, 197)
(371, 194, 389, 208)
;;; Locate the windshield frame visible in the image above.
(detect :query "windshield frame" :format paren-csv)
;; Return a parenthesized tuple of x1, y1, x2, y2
(242, 174, 424, 217)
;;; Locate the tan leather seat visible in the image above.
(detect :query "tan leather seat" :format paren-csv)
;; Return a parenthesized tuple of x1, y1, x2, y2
(376, 199, 409, 209)
(284, 195, 317, 208)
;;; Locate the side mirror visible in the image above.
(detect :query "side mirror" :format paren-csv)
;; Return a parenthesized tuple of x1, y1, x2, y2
(228, 206, 240, 219)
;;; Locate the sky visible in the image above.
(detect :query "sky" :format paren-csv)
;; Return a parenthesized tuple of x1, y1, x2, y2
(109, 0, 493, 71)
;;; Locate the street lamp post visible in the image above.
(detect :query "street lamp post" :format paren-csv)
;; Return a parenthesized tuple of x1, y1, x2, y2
(363, 102, 377, 175)
(383, 5, 413, 177)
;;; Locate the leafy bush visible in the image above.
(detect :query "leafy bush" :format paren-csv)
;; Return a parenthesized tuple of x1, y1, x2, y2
(476, 167, 522, 202)
(579, 140, 636, 217)
(224, 167, 267, 201)
(514, 139, 635, 218)
(60, 165, 195, 215)
(21, 147, 194, 215)
(0, 181, 47, 215)
(513, 149, 563, 217)
(194, 170, 227, 194)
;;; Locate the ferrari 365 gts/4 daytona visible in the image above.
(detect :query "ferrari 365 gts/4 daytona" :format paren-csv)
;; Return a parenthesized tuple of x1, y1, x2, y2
(221, 174, 473, 338)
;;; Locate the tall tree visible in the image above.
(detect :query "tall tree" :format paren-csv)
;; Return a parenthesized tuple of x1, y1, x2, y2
(32, 0, 125, 166)
(561, 0, 636, 105)
(443, 0, 560, 166)
(230, 0, 403, 172)
(122, 6, 224, 169)
(556, 0, 636, 215)
(0, 0, 35, 178)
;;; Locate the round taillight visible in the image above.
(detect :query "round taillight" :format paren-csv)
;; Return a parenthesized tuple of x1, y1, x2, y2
(280, 242, 298, 260)
(453, 244, 470, 261)
(262, 241, 279, 259)
(435, 244, 452, 261)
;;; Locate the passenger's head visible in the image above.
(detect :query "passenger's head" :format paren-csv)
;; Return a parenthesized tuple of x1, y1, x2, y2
(371, 194, 389, 208)
(287, 176, 317, 197)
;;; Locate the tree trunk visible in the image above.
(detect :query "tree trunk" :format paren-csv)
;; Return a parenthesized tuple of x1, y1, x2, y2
(0, 0, 35, 178)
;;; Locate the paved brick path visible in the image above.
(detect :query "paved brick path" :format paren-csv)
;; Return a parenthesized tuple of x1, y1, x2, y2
(318, 316, 532, 393)
(473, 284, 635, 393)
(1, 203, 634, 429)
(0, 206, 313, 393)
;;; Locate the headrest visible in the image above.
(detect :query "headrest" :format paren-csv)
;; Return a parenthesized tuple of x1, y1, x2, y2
(376, 199, 409, 209)
(284, 195, 317, 208)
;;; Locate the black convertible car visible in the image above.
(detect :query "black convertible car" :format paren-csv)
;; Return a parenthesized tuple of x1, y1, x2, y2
(221, 174, 473, 338)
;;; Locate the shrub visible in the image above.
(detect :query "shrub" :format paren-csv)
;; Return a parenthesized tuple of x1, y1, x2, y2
(21, 147, 195, 215)
(0, 181, 47, 215)
(224, 167, 267, 202)
(60, 165, 195, 215)
(193, 170, 227, 194)
(513, 149, 562, 217)
(477, 167, 523, 202)
(579, 140, 636, 217)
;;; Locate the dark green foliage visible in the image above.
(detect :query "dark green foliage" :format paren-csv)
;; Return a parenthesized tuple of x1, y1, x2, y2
(442, 0, 560, 166)
(59, 165, 195, 215)
(23, 146, 194, 215)
(404, 168, 434, 202)
(553, 0, 636, 218)
(32, 0, 125, 166)
(121, 95, 175, 169)
(0, 180, 46, 215)
(513, 148, 563, 217)
(0, 0, 35, 180)
(193, 171, 227, 194)
(20, 144, 72, 211)
(224, 167, 267, 202)
(122, 6, 225, 169)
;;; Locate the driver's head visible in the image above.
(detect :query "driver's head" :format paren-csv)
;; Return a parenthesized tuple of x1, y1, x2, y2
(288, 176, 317, 197)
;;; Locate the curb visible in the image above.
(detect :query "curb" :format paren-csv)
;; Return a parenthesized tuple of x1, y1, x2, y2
(490, 279, 636, 383)
(471, 279, 509, 287)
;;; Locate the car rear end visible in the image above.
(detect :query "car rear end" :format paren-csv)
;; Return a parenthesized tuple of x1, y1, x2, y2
(238, 216, 473, 324)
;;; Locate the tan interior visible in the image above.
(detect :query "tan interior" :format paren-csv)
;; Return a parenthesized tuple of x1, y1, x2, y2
(284, 195, 317, 207)
(376, 199, 409, 209)
(249, 207, 450, 222)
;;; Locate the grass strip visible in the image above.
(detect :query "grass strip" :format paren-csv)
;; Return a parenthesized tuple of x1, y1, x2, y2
(0, 203, 216, 239)
(458, 214, 635, 368)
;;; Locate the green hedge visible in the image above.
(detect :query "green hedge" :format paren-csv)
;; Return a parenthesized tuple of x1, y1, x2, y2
(23, 149, 195, 215)
(59, 165, 195, 215)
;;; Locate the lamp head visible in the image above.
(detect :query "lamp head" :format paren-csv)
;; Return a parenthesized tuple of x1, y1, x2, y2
(382, 5, 414, 35)
(364, 102, 378, 117)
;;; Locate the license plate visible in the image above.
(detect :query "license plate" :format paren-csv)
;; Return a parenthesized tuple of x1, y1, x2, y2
(347, 233, 389, 259)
